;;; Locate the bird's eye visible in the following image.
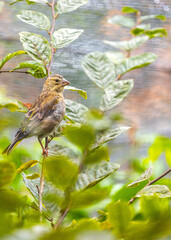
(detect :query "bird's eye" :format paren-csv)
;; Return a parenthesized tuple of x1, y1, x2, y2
(55, 79, 59, 83)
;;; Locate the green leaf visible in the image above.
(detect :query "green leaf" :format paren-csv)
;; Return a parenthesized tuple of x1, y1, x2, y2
(92, 126, 130, 150)
(55, 0, 88, 14)
(100, 79, 133, 111)
(0, 51, 26, 70)
(104, 35, 149, 51)
(122, 6, 139, 13)
(136, 185, 171, 198)
(82, 52, 116, 89)
(0, 161, 16, 187)
(51, 28, 83, 49)
(26, 173, 40, 179)
(10, 0, 23, 5)
(85, 146, 109, 165)
(75, 162, 120, 191)
(145, 28, 167, 38)
(12, 61, 47, 78)
(104, 51, 125, 65)
(140, 15, 166, 22)
(17, 160, 38, 173)
(108, 15, 135, 28)
(65, 86, 87, 99)
(65, 99, 88, 123)
(10, 0, 49, 5)
(131, 24, 151, 35)
(127, 167, 153, 187)
(17, 10, 50, 30)
(45, 156, 78, 190)
(19, 32, 51, 65)
(108, 201, 132, 238)
(116, 53, 157, 76)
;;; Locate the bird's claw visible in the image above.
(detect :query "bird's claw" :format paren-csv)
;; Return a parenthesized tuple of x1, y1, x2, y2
(42, 148, 48, 157)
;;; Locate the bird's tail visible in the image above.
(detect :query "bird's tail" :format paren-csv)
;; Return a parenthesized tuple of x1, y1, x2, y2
(2, 138, 22, 155)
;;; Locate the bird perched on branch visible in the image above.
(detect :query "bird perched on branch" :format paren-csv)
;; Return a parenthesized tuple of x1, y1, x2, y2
(3, 74, 70, 156)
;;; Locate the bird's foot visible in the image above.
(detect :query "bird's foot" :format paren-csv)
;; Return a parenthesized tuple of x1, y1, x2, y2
(42, 148, 48, 157)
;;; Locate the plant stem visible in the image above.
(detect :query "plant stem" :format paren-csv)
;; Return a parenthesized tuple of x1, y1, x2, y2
(54, 202, 71, 230)
(129, 168, 171, 204)
(0, 70, 29, 74)
(48, 0, 56, 77)
(38, 156, 45, 222)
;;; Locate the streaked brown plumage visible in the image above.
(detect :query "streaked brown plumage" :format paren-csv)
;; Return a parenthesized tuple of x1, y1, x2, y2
(2, 74, 70, 156)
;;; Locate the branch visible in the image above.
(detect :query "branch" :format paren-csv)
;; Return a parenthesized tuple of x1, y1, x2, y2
(47, 0, 56, 77)
(0, 70, 29, 74)
(129, 168, 171, 204)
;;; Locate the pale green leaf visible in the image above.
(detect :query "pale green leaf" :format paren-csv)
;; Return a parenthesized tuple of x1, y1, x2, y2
(55, 0, 88, 14)
(75, 162, 120, 191)
(131, 24, 151, 35)
(10, 0, 48, 5)
(65, 99, 88, 123)
(145, 28, 167, 38)
(127, 167, 153, 187)
(136, 185, 171, 198)
(115, 53, 157, 76)
(51, 28, 83, 49)
(0, 51, 26, 70)
(65, 86, 87, 99)
(10, 0, 23, 5)
(0, 161, 16, 187)
(100, 79, 133, 111)
(19, 32, 51, 65)
(140, 15, 166, 22)
(104, 51, 125, 65)
(104, 35, 149, 51)
(17, 160, 38, 173)
(82, 52, 116, 89)
(108, 15, 135, 28)
(17, 10, 50, 30)
(122, 6, 139, 13)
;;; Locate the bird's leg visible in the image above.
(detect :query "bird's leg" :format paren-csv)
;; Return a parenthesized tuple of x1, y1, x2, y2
(38, 137, 48, 157)
(45, 137, 49, 151)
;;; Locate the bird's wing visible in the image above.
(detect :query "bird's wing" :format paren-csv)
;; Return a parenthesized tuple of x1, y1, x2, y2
(15, 92, 59, 139)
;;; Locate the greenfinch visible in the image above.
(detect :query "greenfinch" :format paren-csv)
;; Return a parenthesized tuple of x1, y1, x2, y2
(2, 74, 70, 156)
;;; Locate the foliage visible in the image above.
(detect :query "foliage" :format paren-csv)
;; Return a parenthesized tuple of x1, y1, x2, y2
(0, 3, 170, 240)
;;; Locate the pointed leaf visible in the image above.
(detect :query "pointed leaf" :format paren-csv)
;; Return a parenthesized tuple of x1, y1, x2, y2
(51, 28, 83, 49)
(140, 15, 166, 22)
(26, 173, 40, 179)
(55, 0, 88, 14)
(0, 161, 16, 187)
(100, 79, 133, 111)
(131, 24, 151, 35)
(136, 185, 171, 198)
(75, 162, 120, 191)
(0, 51, 26, 70)
(65, 86, 87, 99)
(82, 52, 116, 89)
(122, 6, 139, 13)
(127, 167, 153, 187)
(19, 32, 51, 65)
(10, 0, 23, 5)
(10, 0, 49, 5)
(116, 53, 157, 76)
(65, 99, 88, 123)
(108, 15, 135, 28)
(17, 160, 38, 173)
(104, 35, 149, 51)
(17, 10, 50, 30)
(145, 28, 167, 38)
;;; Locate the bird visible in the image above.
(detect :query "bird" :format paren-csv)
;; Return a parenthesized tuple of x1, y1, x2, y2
(2, 74, 70, 156)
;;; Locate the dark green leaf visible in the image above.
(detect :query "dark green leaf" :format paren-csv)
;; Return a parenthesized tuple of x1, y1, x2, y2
(131, 24, 151, 35)
(0, 161, 16, 187)
(108, 15, 135, 28)
(26, 173, 40, 179)
(85, 146, 109, 165)
(65, 86, 87, 99)
(145, 28, 167, 38)
(122, 6, 139, 13)
(0, 51, 26, 70)
(55, 0, 88, 14)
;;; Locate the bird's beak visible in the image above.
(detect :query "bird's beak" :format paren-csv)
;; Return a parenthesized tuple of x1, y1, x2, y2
(62, 79, 70, 86)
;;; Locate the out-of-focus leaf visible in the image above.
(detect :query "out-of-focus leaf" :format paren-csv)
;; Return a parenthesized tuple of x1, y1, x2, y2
(26, 173, 40, 179)
(100, 79, 133, 111)
(131, 24, 151, 35)
(75, 162, 120, 191)
(85, 146, 109, 165)
(108, 15, 135, 28)
(136, 185, 171, 198)
(93, 126, 130, 150)
(71, 188, 110, 209)
(140, 15, 166, 22)
(17, 160, 38, 173)
(45, 156, 78, 190)
(145, 28, 167, 38)
(108, 201, 132, 238)
(10, 0, 23, 5)
(127, 167, 153, 187)
(0, 51, 26, 70)
(104, 35, 149, 51)
(51, 28, 83, 49)
(82, 52, 116, 89)
(122, 6, 139, 13)
(65, 86, 87, 99)
(55, 0, 88, 14)
(116, 53, 157, 76)
(148, 136, 164, 162)
(65, 99, 88, 123)
(12, 61, 47, 78)
(0, 1, 4, 11)
(17, 10, 50, 30)
(0, 161, 16, 187)
(104, 51, 125, 65)
(19, 32, 51, 65)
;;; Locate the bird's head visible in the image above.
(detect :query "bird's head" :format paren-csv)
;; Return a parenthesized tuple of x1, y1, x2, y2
(43, 74, 70, 92)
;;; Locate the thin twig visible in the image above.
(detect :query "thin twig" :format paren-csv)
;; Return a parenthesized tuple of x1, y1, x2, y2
(0, 70, 29, 74)
(54, 202, 71, 230)
(129, 168, 171, 204)
(48, 0, 56, 77)
(38, 156, 45, 222)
